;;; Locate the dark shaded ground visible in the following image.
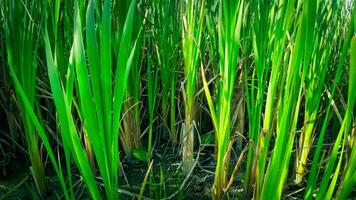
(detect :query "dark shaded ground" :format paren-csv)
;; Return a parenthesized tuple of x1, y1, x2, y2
(1, 142, 356, 199)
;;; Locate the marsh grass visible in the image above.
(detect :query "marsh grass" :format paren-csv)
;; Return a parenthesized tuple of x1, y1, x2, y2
(1, 0, 356, 199)
(181, 0, 205, 176)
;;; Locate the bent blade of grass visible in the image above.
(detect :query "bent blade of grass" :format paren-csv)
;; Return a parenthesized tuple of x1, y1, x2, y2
(8, 46, 70, 200)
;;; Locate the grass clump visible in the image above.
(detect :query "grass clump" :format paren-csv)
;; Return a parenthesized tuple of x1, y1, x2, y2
(202, 0, 244, 199)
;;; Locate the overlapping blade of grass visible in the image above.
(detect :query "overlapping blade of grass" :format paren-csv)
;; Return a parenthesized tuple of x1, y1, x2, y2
(244, 0, 273, 193)
(42, 0, 76, 196)
(44, 28, 102, 200)
(44, 0, 73, 82)
(73, 1, 113, 198)
(201, 0, 244, 199)
(295, 0, 339, 184)
(121, 52, 143, 156)
(2, 1, 356, 199)
(2, 0, 47, 195)
(2, 2, 69, 197)
(204, 0, 219, 73)
(304, 3, 355, 199)
(44, 0, 140, 199)
(249, 0, 296, 197)
(4, 7, 70, 196)
(45, 2, 109, 198)
(181, 0, 205, 176)
(260, 0, 317, 199)
(111, 0, 142, 196)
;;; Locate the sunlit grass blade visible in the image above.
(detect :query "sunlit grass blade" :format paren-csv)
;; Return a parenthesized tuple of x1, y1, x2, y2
(7, 54, 70, 200)
(250, 0, 296, 197)
(1, 0, 355, 199)
(201, 0, 244, 199)
(295, 0, 339, 184)
(244, 1, 274, 194)
(261, 0, 317, 199)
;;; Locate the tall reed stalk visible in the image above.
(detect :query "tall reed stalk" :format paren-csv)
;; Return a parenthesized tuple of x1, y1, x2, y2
(304, 2, 355, 199)
(244, 0, 273, 191)
(246, 0, 295, 197)
(181, 0, 205, 175)
(260, 0, 317, 199)
(295, 0, 340, 184)
(202, 0, 244, 199)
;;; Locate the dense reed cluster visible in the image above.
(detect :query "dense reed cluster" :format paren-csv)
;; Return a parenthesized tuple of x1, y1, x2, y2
(0, 0, 355, 199)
